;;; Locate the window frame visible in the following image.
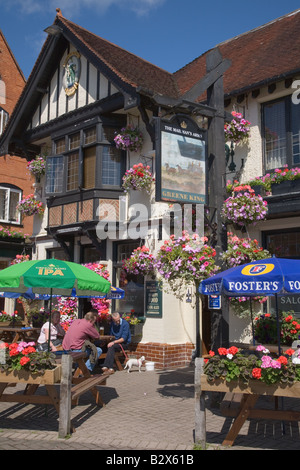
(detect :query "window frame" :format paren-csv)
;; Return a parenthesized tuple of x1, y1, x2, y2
(45, 119, 125, 196)
(0, 185, 22, 225)
(262, 95, 298, 172)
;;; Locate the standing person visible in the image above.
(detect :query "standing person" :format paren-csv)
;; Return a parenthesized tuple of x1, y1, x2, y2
(102, 312, 131, 375)
(62, 310, 102, 372)
(37, 310, 65, 352)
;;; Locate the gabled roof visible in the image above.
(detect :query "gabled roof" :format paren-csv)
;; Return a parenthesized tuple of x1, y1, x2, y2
(0, 30, 26, 83)
(56, 13, 179, 99)
(2, 7, 300, 156)
(174, 8, 300, 98)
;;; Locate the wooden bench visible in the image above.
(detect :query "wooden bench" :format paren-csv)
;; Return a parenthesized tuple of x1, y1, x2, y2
(220, 392, 245, 417)
(56, 352, 109, 406)
(71, 374, 108, 406)
(99, 350, 129, 371)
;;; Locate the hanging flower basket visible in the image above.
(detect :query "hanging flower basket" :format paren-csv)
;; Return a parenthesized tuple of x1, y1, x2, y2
(17, 194, 45, 217)
(224, 111, 251, 145)
(221, 190, 268, 227)
(27, 156, 46, 182)
(122, 163, 155, 194)
(221, 232, 271, 269)
(114, 125, 143, 152)
(122, 246, 156, 277)
(155, 232, 219, 299)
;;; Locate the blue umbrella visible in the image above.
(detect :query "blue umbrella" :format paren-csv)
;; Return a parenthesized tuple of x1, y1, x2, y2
(199, 257, 300, 297)
(199, 257, 300, 353)
(0, 286, 124, 300)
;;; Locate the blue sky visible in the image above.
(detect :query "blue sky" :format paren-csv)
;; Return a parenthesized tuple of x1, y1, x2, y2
(1, 0, 300, 79)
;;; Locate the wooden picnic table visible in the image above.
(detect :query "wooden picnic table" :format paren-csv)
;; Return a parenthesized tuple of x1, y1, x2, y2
(0, 351, 112, 437)
(0, 326, 40, 343)
(195, 357, 300, 447)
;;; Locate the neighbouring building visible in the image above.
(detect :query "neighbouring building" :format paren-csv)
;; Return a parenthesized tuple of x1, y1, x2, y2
(0, 29, 31, 315)
(2, 8, 300, 366)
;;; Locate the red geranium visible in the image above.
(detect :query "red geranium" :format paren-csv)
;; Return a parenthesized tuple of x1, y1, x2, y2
(227, 346, 239, 355)
(21, 346, 36, 355)
(252, 368, 262, 379)
(19, 356, 30, 366)
(218, 348, 228, 356)
(277, 356, 288, 365)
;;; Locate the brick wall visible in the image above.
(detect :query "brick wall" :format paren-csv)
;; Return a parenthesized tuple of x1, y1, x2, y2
(0, 154, 34, 236)
(128, 342, 194, 369)
(0, 31, 25, 116)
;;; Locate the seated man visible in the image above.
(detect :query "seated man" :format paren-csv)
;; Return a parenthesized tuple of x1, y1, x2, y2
(62, 310, 102, 372)
(102, 312, 131, 374)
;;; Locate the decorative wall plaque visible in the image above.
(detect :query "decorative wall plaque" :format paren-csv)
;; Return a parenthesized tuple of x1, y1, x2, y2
(63, 51, 81, 96)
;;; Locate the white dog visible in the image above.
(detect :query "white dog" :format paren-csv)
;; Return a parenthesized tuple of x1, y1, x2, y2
(124, 356, 145, 373)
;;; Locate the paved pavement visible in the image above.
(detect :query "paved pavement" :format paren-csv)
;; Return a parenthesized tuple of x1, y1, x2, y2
(0, 364, 300, 451)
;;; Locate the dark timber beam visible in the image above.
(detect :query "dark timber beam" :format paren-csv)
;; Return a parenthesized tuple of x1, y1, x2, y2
(206, 47, 229, 351)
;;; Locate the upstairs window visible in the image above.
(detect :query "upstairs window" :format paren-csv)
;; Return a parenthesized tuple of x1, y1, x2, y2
(0, 185, 21, 224)
(45, 122, 124, 195)
(0, 107, 9, 136)
(67, 153, 79, 191)
(263, 96, 300, 170)
(45, 156, 64, 194)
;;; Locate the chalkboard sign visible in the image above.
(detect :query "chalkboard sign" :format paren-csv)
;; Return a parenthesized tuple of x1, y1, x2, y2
(145, 281, 162, 318)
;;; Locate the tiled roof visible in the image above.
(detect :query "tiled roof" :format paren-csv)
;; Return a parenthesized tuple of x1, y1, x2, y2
(57, 15, 180, 98)
(174, 8, 300, 98)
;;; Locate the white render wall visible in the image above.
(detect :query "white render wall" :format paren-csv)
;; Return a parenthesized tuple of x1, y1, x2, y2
(225, 79, 300, 344)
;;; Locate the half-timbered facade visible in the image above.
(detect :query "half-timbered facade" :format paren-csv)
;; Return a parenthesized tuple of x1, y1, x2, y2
(3, 8, 300, 364)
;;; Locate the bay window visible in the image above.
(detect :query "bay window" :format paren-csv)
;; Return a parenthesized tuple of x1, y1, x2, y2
(45, 121, 124, 195)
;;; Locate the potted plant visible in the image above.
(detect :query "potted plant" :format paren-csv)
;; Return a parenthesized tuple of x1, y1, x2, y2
(27, 156, 46, 183)
(203, 345, 300, 386)
(122, 310, 143, 339)
(16, 194, 45, 217)
(0, 226, 30, 243)
(221, 187, 268, 228)
(0, 341, 59, 383)
(114, 125, 143, 153)
(155, 232, 219, 300)
(224, 111, 251, 145)
(270, 166, 300, 195)
(122, 245, 156, 277)
(122, 163, 155, 195)
(254, 311, 300, 346)
(0, 310, 23, 326)
(221, 232, 271, 317)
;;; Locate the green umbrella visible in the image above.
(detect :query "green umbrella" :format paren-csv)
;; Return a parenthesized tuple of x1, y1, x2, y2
(0, 259, 111, 350)
(0, 258, 111, 296)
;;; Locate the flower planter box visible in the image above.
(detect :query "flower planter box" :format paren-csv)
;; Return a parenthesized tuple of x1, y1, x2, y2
(0, 321, 24, 327)
(200, 374, 300, 398)
(271, 179, 300, 196)
(0, 366, 61, 385)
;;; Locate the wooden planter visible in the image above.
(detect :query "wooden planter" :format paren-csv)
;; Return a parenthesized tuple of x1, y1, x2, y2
(0, 321, 24, 327)
(197, 370, 300, 446)
(200, 374, 300, 398)
(0, 366, 61, 385)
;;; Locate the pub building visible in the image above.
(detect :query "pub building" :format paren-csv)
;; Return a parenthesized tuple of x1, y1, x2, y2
(2, 8, 300, 366)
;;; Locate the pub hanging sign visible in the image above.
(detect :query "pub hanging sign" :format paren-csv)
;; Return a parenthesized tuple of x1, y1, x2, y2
(155, 115, 207, 204)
